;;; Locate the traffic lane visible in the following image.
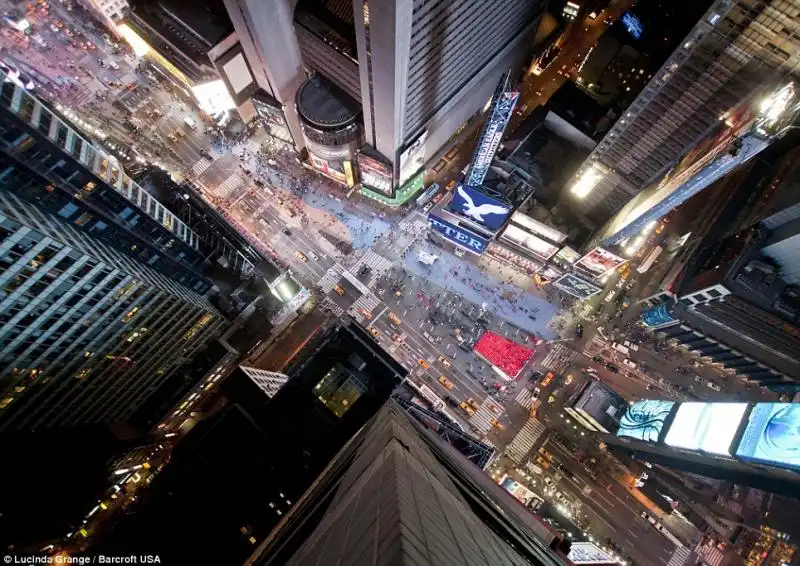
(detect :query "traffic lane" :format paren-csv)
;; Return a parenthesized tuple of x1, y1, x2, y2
(544, 444, 675, 566)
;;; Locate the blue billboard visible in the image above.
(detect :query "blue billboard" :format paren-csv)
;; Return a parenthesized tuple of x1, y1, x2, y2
(429, 213, 488, 254)
(617, 400, 675, 443)
(735, 403, 800, 471)
(641, 303, 678, 328)
(466, 89, 519, 188)
(449, 184, 511, 231)
(622, 12, 643, 39)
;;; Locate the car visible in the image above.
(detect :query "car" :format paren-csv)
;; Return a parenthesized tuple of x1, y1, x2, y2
(535, 455, 550, 469)
(457, 342, 472, 352)
(490, 418, 505, 431)
(707, 381, 722, 391)
(281, 227, 292, 236)
(422, 202, 433, 213)
(605, 290, 617, 303)
(418, 359, 430, 370)
(532, 387, 541, 398)
(107, 60, 120, 70)
(693, 375, 705, 384)
(438, 375, 455, 390)
(564, 374, 574, 385)
(438, 355, 452, 368)
(388, 312, 402, 325)
(592, 355, 604, 364)
(258, 218, 269, 227)
(622, 358, 637, 369)
(444, 396, 459, 408)
(623, 340, 639, 351)
(445, 179, 457, 191)
(367, 326, 380, 337)
(538, 447, 553, 460)
(391, 332, 405, 342)
(605, 363, 620, 373)
(541, 372, 555, 387)
(306, 250, 319, 261)
(334, 284, 345, 296)
(465, 398, 479, 410)
(167, 133, 178, 143)
(294, 251, 308, 262)
(459, 402, 475, 417)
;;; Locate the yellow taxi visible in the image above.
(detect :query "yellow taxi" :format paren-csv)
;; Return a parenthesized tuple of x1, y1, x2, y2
(459, 402, 475, 417)
(334, 284, 345, 296)
(418, 359, 430, 370)
(438, 375, 455, 390)
(294, 251, 308, 262)
(367, 326, 380, 337)
(388, 312, 402, 325)
(564, 374, 574, 385)
(465, 398, 479, 411)
(541, 372, 555, 387)
(445, 179, 457, 191)
(490, 418, 505, 431)
(438, 355, 452, 368)
(535, 455, 551, 469)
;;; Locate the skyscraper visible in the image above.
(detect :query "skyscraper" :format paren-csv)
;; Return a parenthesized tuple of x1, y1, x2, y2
(568, 0, 800, 225)
(221, 0, 546, 194)
(0, 74, 228, 431)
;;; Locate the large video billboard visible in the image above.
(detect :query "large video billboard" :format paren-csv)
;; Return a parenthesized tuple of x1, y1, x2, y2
(569, 542, 618, 565)
(501, 225, 560, 259)
(664, 403, 748, 455)
(399, 131, 427, 186)
(599, 101, 769, 245)
(499, 475, 539, 506)
(552, 273, 602, 300)
(429, 213, 488, 254)
(617, 400, 675, 442)
(358, 154, 393, 196)
(735, 403, 800, 471)
(575, 247, 627, 278)
(466, 90, 519, 187)
(450, 184, 511, 232)
(641, 303, 678, 328)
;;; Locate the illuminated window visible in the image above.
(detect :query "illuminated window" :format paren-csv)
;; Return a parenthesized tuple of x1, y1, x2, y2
(0, 397, 14, 409)
(122, 306, 140, 323)
(76, 368, 93, 379)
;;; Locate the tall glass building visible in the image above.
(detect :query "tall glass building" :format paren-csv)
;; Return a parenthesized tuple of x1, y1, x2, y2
(0, 75, 228, 431)
(568, 0, 800, 225)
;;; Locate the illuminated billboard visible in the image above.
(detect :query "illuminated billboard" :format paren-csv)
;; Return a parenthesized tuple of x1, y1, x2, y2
(358, 154, 393, 196)
(192, 80, 236, 115)
(552, 273, 602, 300)
(486, 242, 542, 276)
(555, 246, 581, 265)
(641, 303, 678, 329)
(466, 90, 519, 187)
(575, 247, 626, 277)
(501, 225, 559, 260)
(509, 212, 567, 243)
(429, 214, 488, 254)
(617, 400, 674, 442)
(450, 184, 511, 232)
(399, 131, 427, 186)
(569, 542, 618, 565)
(499, 475, 539, 506)
(599, 101, 769, 245)
(309, 154, 347, 184)
(664, 403, 748, 455)
(735, 403, 800, 471)
(621, 12, 643, 39)
(252, 90, 293, 144)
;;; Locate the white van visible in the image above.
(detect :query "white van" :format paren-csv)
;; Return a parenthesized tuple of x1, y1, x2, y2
(107, 60, 120, 70)
(183, 117, 197, 130)
(611, 342, 630, 356)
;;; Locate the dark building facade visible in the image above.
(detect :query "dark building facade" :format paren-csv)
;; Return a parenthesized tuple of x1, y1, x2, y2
(249, 403, 572, 566)
(93, 321, 406, 563)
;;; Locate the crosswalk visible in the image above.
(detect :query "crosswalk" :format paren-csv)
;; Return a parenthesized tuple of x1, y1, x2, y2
(351, 250, 394, 287)
(398, 215, 429, 237)
(318, 264, 345, 293)
(319, 296, 344, 317)
(506, 418, 546, 464)
(214, 173, 244, 198)
(666, 546, 692, 566)
(539, 343, 578, 373)
(514, 388, 537, 410)
(191, 157, 212, 176)
(349, 293, 381, 322)
(469, 397, 504, 434)
(695, 542, 725, 566)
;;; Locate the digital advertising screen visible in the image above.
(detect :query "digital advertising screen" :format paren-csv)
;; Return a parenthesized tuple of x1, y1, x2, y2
(617, 400, 675, 443)
(501, 225, 560, 259)
(664, 403, 748, 455)
(449, 184, 511, 232)
(551, 273, 602, 300)
(399, 131, 427, 186)
(428, 214, 488, 254)
(735, 403, 800, 471)
(641, 303, 677, 328)
(575, 247, 626, 277)
(358, 154, 393, 196)
(499, 475, 537, 506)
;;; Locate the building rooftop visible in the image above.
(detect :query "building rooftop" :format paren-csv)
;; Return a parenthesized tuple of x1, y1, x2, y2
(296, 74, 361, 130)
